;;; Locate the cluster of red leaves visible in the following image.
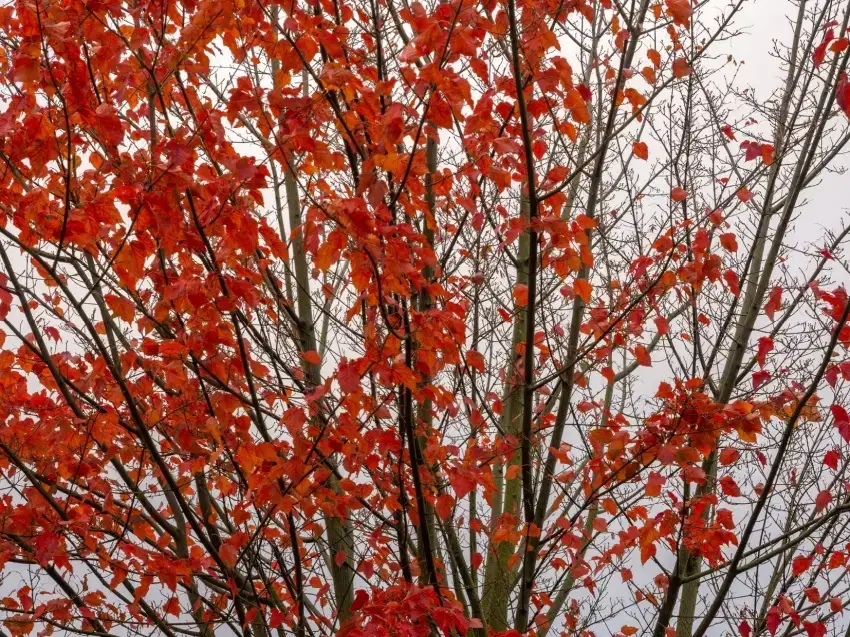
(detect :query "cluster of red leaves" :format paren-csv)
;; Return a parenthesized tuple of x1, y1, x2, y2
(339, 585, 476, 637)
(0, 0, 850, 635)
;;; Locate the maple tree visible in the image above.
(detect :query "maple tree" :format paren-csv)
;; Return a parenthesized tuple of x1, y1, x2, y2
(3, 0, 850, 634)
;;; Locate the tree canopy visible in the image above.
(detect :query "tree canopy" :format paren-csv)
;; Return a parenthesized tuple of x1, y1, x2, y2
(2, 0, 850, 636)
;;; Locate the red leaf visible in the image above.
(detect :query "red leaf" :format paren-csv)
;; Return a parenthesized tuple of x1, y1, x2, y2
(645, 472, 665, 497)
(466, 350, 486, 373)
(719, 447, 740, 465)
(220, 543, 239, 567)
(671, 186, 688, 202)
(792, 555, 812, 576)
(350, 589, 369, 612)
(471, 552, 483, 570)
(634, 345, 652, 367)
(803, 621, 827, 637)
(826, 364, 840, 387)
(832, 404, 850, 442)
(532, 139, 547, 160)
(741, 140, 762, 161)
(814, 39, 829, 67)
(719, 233, 738, 252)
(105, 294, 135, 323)
(757, 337, 774, 368)
(163, 597, 181, 617)
(752, 369, 770, 390)
(724, 270, 740, 296)
(766, 607, 781, 635)
(32, 532, 61, 566)
(719, 475, 741, 497)
(565, 88, 591, 124)
(816, 490, 832, 512)
(764, 287, 783, 320)
(633, 141, 648, 160)
(825, 449, 841, 470)
(547, 165, 568, 183)
(736, 187, 754, 202)
(435, 493, 455, 520)
(270, 609, 287, 628)
(838, 73, 850, 119)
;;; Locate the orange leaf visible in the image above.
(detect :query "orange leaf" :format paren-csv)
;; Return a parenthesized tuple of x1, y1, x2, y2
(13, 55, 40, 84)
(302, 350, 322, 365)
(565, 88, 591, 124)
(513, 284, 529, 306)
(573, 279, 592, 303)
(666, 0, 692, 27)
(672, 57, 692, 79)
(671, 186, 688, 202)
(575, 214, 597, 230)
(647, 49, 662, 69)
(547, 165, 568, 183)
(105, 294, 135, 323)
(633, 141, 649, 160)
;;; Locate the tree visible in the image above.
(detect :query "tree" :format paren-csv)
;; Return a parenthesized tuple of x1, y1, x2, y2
(2, 0, 850, 634)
